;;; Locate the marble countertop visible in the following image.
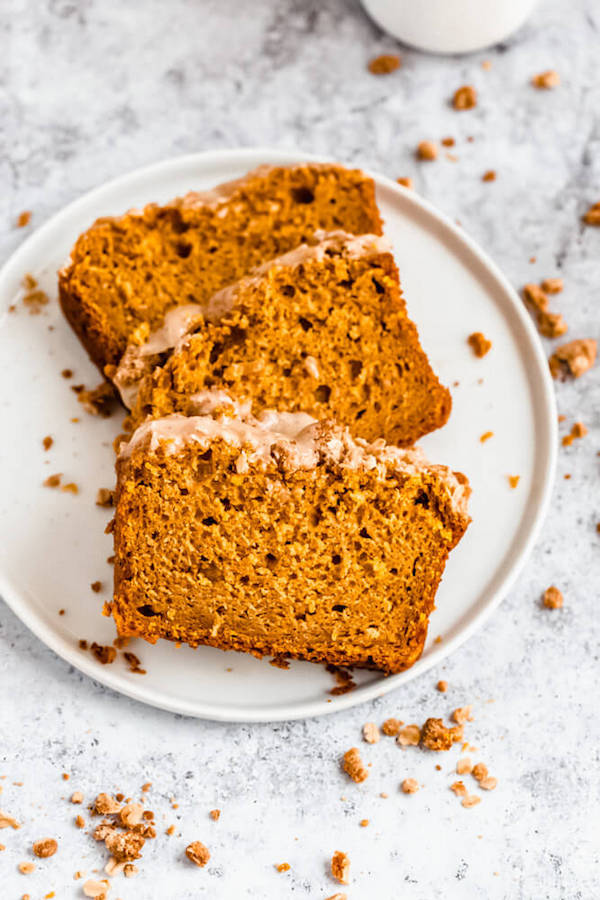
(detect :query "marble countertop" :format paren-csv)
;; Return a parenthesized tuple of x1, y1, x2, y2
(1, 0, 599, 896)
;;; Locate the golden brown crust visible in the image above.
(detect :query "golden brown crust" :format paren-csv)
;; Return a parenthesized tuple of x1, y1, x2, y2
(59, 164, 383, 372)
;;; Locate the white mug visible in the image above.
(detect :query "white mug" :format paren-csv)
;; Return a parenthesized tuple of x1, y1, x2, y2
(360, 0, 540, 54)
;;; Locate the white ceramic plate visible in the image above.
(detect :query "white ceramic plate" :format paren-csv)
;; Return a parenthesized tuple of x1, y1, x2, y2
(0, 148, 556, 721)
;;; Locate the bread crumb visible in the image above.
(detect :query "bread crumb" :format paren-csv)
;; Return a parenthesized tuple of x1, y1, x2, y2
(451, 706, 474, 725)
(43, 473, 62, 488)
(362, 722, 380, 744)
(541, 277, 563, 294)
(96, 489, 113, 508)
(141, 782, 152, 793)
(543, 586, 563, 609)
(119, 803, 144, 829)
(368, 54, 401, 75)
(22, 275, 49, 314)
(396, 724, 421, 746)
(381, 717, 403, 737)
(95, 793, 122, 815)
(275, 862, 290, 872)
(461, 794, 481, 808)
(479, 776, 498, 790)
(583, 201, 600, 226)
(417, 140, 438, 161)
(18, 861, 35, 874)
(456, 758, 473, 775)
(468, 332, 492, 358)
(61, 368, 73, 378)
(450, 780, 467, 796)
(550, 339, 596, 379)
(342, 747, 368, 783)
(166, 825, 175, 835)
(397, 177, 413, 189)
(209, 809, 220, 821)
(359, 819, 369, 827)
(61, 482, 79, 494)
(482, 60, 492, 70)
(480, 431, 494, 443)
(562, 422, 587, 446)
(508, 475, 520, 489)
(42, 436, 53, 451)
(185, 840, 210, 867)
(33, 838, 58, 858)
(77, 382, 117, 418)
(82, 880, 109, 898)
(105, 829, 145, 862)
(75, 815, 85, 828)
(472, 763, 489, 782)
(436, 680, 448, 692)
(532, 70, 560, 89)
(537, 310, 568, 338)
(17, 211, 32, 228)
(523, 283, 549, 312)
(326, 664, 356, 695)
(91, 581, 103, 593)
(482, 170, 496, 182)
(401, 778, 419, 794)
(90, 643, 117, 665)
(420, 718, 463, 751)
(331, 850, 350, 885)
(452, 85, 477, 109)
(324, 894, 348, 900)
(441, 137, 455, 147)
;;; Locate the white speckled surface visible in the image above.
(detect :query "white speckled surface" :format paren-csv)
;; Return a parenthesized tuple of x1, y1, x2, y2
(1, 0, 599, 896)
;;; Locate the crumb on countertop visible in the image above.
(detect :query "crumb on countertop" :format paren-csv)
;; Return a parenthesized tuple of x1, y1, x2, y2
(532, 70, 560, 89)
(17, 211, 31, 228)
(401, 778, 419, 794)
(420, 718, 463, 751)
(549, 339, 596, 379)
(452, 85, 477, 110)
(543, 586, 563, 609)
(342, 748, 368, 783)
(368, 54, 401, 75)
(416, 140, 438, 161)
(362, 722, 380, 744)
(331, 850, 350, 885)
(583, 201, 600, 226)
(185, 840, 210, 867)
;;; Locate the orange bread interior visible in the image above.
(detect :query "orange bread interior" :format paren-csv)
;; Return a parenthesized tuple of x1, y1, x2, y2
(116, 233, 451, 447)
(110, 399, 470, 673)
(59, 163, 382, 372)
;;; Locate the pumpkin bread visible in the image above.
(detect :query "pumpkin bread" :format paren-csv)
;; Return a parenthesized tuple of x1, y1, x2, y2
(115, 232, 451, 447)
(59, 163, 383, 373)
(109, 392, 470, 673)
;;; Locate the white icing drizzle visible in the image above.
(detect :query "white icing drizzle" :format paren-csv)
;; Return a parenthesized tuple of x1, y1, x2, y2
(118, 391, 470, 519)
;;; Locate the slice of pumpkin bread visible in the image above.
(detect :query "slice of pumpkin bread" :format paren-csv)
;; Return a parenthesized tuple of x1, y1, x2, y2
(59, 163, 382, 372)
(115, 232, 451, 447)
(109, 392, 470, 673)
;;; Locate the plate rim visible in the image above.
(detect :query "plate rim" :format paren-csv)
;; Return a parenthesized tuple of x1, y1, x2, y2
(0, 146, 557, 722)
